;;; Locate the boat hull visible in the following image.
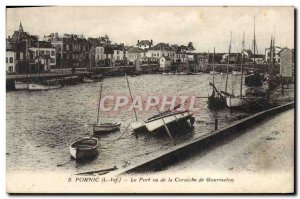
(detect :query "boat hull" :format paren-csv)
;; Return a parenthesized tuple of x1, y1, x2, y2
(29, 84, 61, 91)
(69, 137, 98, 160)
(93, 123, 121, 134)
(145, 111, 194, 133)
(15, 81, 29, 90)
(226, 97, 248, 108)
(207, 96, 226, 109)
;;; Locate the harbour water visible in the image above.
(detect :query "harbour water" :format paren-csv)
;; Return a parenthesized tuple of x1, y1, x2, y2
(7, 73, 250, 174)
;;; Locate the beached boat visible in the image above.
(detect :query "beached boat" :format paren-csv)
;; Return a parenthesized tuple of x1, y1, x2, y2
(28, 83, 61, 91)
(162, 72, 168, 75)
(209, 71, 220, 75)
(131, 110, 194, 134)
(15, 81, 29, 90)
(69, 137, 99, 160)
(226, 96, 249, 108)
(232, 70, 242, 75)
(93, 122, 121, 134)
(83, 77, 94, 83)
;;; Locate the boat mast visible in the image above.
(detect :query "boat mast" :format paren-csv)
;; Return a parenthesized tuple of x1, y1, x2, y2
(253, 15, 256, 69)
(125, 73, 138, 122)
(240, 32, 245, 98)
(212, 47, 215, 85)
(37, 36, 40, 78)
(96, 83, 103, 124)
(225, 31, 232, 93)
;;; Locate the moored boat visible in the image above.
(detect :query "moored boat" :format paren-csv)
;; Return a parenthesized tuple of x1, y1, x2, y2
(209, 71, 220, 75)
(93, 122, 121, 134)
(131, 110, 194, 134)
(15, 81, 29, 90)
(29, 83, 61, 91)
(69, 137, 99, 160)
(226, 96, 248, 108)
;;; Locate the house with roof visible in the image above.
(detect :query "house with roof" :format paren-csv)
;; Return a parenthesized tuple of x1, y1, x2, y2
(146, 43, 175, 63)
(6, 50, 16, 74)
(128, 47, 142, 64)
(278, 48, 293, 78)
(136, 40, 153, 50)
(29, 41, 56, 69)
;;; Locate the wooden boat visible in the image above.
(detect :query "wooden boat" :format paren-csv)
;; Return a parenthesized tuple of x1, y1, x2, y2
(162, 72, 168, 75)
(207, 48, 226, 109)
(15, 81, 29, 90)
(29, 83, 61, 91)
(83, 77, 94, 83)
(226, 96, 248, 108)
(209, 71, 220, 75)
(93, 83, 121, 134)
(69, 137, 99, 160)
(232, 70, 242, 75)
(131, 110, 194, 134)
(93, 122, 121, 134)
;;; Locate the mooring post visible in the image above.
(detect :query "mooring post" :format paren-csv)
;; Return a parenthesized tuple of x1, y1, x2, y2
(215, 118, 218, 130)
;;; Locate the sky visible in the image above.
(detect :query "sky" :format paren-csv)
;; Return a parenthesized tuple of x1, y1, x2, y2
(6, 6, 294, 53)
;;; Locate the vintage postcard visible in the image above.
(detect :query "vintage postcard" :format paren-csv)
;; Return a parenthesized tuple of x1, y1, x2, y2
(6, 6, 295, 193)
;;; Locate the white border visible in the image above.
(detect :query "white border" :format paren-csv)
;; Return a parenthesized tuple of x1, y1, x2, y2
(1, 0, 298, 198)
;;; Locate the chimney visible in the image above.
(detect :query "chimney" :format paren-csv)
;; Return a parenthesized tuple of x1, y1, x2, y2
(137, 40, 139, 45)
(151, 39, 153, 45)
(55, 32, 58, 40)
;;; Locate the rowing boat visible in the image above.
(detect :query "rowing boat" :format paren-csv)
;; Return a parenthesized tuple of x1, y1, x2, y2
(69, 137, 99, 160)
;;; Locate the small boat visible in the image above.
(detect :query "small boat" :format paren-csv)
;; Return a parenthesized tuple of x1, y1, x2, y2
(226, 96, 248, 108)
(232, 70, 242, 75)
(29, 83, 61, 91)
(168, 72, 174, 75)
(69, 137, 99, 160)
(209, 71, 220, 75)
(15, 81, 29, 90)
(83, 77, 95, 83)
(162, 72, 168, 75)
(131, 109, 194, 134)
(179, 72, 187, 75)
(93, 122, 121, 134)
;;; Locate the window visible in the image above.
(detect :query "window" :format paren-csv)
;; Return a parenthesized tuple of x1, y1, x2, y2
(51, 50, 55, 56)
(50, 58, 55, 63)
(20, 53, 23, 60)
(10, 57, 13, 63)
(46, 50, 50, 55)
(6, 57, 8, 63)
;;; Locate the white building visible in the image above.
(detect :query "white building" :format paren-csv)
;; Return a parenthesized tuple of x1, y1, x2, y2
(6, 51, 16, 73)
(265, 46, 283, 64)
(279, 48, 293, 77)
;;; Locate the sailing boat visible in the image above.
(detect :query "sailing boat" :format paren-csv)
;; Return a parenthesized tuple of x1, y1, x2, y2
(226, 32, 249, 108)
(207, 47, 226, 109)
(93, 83, 121, 134)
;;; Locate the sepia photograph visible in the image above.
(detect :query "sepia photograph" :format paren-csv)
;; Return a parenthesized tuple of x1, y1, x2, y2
(5, 6, 295, 193)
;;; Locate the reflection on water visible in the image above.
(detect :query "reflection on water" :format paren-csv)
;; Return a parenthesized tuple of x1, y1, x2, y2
(7, 74, 247, 173)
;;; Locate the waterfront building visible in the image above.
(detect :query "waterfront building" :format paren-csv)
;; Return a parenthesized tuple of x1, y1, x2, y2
(128, 47, 142, 64)
(6, 50, 16, 74)
(29, 41, 56, 71)
(265, 46, 283, 64)
(278, 48, 293, 78)
(136, 40, 153, 50)
(44, 33, 90, 71)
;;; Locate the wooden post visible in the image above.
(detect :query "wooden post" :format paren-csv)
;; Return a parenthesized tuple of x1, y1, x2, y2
(215, 118, 218, 130)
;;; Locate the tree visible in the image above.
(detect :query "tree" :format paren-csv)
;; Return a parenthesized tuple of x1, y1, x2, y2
(187, 42, 195, 51)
